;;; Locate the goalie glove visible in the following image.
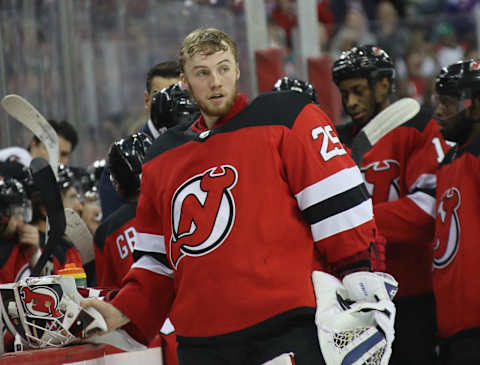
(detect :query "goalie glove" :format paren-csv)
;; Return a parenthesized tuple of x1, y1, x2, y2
(272, 76, 317, 103)
(312, 271, 397, 365)
(343, 271, 398, 361)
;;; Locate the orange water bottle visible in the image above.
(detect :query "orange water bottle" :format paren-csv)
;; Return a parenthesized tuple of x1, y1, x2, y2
(58, 263, 87, 288)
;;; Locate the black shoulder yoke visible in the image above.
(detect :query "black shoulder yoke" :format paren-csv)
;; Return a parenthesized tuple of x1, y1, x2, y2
(94, 202, 137, 251)
(144, 91, 312, 163)
(403, 106, 434, 133)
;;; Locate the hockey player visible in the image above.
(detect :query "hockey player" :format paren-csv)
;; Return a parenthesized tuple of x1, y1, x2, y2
(94, 133, 152, 288)
(95, 133, 179, 365)
(0, 176, 37, 282)
(431, 59, 480, 364)
(331, 45, 451, 364)
(83, 27, 393, 365)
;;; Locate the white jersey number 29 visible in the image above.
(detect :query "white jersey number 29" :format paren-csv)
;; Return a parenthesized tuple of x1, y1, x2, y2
(312, 125, 347, 161)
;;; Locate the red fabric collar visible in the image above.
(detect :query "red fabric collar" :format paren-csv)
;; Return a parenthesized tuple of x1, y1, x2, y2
(192, 94, 249, 132)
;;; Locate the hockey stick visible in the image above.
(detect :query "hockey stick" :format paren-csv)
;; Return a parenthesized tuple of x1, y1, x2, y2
(64, 208, 95, 264)
(350, 98, 421, 165)
(30, 157, 66, 276)
(1, 94, 59, 179)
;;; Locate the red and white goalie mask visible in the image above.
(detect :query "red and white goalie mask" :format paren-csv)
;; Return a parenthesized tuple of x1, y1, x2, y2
(0, 275, 107, 349)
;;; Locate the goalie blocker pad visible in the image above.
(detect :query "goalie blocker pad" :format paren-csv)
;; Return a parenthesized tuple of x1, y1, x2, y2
(312, 271, 397, 365)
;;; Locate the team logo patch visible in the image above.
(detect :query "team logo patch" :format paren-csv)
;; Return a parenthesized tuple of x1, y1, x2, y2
(169, 165, 238, 268)
(361, 160, 401, 204)
(20, 285, 63, 318)
(433, 187, 461, 268)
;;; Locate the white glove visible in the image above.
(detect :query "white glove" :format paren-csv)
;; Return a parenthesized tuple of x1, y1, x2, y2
(312, 271, 395, 365)
(343, 271, 398, 365)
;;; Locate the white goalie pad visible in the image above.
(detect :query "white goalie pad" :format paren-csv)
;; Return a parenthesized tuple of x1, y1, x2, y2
(0, 275, 107, 349)
(312, 271, 395, 365)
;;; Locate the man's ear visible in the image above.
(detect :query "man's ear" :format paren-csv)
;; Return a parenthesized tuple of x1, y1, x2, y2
(180, 73, 189, 91)
(144, 90, 150, 112)
(375, 77, 390, 104)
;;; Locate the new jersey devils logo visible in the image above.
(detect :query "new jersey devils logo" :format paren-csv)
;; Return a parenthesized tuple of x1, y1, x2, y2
(20, 286, 62, 318)
(169, 165, 238, 268)
(433, 187, 461, 268)
(361, 160, 401, 204)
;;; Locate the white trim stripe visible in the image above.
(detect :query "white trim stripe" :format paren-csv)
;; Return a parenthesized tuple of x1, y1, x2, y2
(295, 166, 365, 210)
(409, 173, 436, 191)
(311, 200, 373, 241)
(408, 191, 436, 218)
(135, 232, 166, 254)
(131, 255, 174, 278)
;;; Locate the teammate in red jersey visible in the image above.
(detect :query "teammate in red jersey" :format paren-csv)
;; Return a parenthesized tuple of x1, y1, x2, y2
(431, 59, 480, 364)
(83, 27, 387, 365)
(0, 176, 37, 282)
(94, 133, 152, 288)
(331, 45, 451, 365)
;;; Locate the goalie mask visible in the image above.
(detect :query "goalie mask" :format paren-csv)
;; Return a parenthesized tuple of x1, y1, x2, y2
(0, 275, 107, 349)
(312, 271, 397, 365)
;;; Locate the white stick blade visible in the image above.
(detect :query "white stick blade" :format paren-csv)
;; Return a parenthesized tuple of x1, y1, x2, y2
(64, 208, 95, 264)
(1, 94, 59, 178)
(362, 98, 420, 145)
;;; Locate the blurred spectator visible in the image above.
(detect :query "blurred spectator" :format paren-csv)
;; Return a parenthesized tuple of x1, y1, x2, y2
(374, 1, 410, 62)
(329, 6, 376, 60)
(434, 22, 465, 68)
(397, 34, 438, 104)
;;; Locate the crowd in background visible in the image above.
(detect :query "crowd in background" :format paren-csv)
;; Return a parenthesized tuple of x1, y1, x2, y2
(0, 0, 479, 167)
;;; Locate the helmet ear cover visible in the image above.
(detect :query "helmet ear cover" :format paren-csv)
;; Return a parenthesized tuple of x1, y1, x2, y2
(0, 276, 107, 349)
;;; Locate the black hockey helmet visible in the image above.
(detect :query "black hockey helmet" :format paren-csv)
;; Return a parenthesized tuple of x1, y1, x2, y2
(150, 83, 199, 132)
(0, 177, 32, 231)
(331, 45, 395, 86)
(108, 132, 153, 199)
(272, 76, 317, 103)
(435, 59, 480, 97)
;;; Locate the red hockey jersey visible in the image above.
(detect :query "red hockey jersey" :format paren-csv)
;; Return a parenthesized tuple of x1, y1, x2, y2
(94, 202, 137, 288)
(433, 134, 480, 338)
(0, 234, 82, 283)
(112, 92, 376, 341)
(337, 108, 451, 296)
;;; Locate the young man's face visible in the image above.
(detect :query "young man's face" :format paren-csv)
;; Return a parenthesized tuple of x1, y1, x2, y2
(144, 76, 179, 113)
(338, 77, 375, 128)
(61, 186, 82, 215)
(433, 93, 473, 143)
(30, 135, 72, 165)
(181, 45, 239, 126)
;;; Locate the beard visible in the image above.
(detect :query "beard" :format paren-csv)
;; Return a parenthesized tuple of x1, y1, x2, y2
(188, 80, 238, 120)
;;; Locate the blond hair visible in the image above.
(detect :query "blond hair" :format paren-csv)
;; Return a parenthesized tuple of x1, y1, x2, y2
(179, 27, 238, 72)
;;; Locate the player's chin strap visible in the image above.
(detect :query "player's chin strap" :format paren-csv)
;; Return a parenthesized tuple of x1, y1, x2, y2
(312, 271, 398, 365)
